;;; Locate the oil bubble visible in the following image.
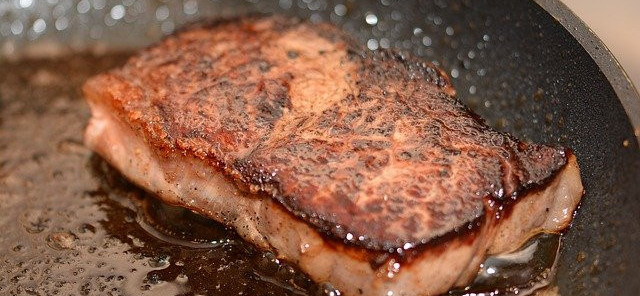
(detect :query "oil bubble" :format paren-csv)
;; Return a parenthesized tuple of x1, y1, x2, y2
(46, 231, 78, 250)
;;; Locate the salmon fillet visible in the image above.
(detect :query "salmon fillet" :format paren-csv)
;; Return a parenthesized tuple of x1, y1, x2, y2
(83, 16, 583, 295)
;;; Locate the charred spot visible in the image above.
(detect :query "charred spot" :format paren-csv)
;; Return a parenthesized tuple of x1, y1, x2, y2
(342, 93, 357, 104)
(373, 122, 395, 137)
(334, 190, 357, 206)
(432, 157, 451, 165)
(217, 78, 231, 88)
(386, 200, 405, 214)
(256, 81, 265, 92)
(294, 117, 309, 129)
(364, 201, 383, 213)
(330, 125, 351, 136)
(365, 115, 375, 123)
(368, 104, 384, 113)
(343, 110, 362, 124)
(443, 147, 462, 156)
(363, 153, 389, 170)
(424, 123, 441, 137)
(353, 173, 364, 185)
(406, 185, 424, 198)
(195, 56, 214, 70)
(281, 72, 295, 81)
(315, 155, 328, 164)
(253, 85, 291, 127)
(258, 61, 271, 72)
(288, 141, 314, 155)
(317, 110, 338, 130)
(401, 215, 420, 234)
(397, 151, 412, 160)
(185, 129, 204, 139)
(286, 50, 299, 59)
(352, 140, 391, 151)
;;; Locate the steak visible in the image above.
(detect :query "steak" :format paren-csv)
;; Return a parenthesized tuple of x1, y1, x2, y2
(83, 16, 584, 295)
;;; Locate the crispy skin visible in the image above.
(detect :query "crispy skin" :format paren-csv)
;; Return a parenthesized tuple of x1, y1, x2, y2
(84, 16, 567, 251)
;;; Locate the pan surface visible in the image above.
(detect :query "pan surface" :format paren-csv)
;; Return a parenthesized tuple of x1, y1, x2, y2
(1, 0, 638, 295)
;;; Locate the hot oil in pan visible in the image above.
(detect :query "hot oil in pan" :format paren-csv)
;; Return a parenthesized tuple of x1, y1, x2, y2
(0, 54, 561, 296)
(449, 233, 562, 296)
(90, 155, 321, 296)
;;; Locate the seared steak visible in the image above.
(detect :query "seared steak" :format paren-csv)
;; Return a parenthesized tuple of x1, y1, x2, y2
(83, 16, 583, 295)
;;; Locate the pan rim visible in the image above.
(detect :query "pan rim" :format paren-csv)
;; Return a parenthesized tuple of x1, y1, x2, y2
(535, 0, 640, 146)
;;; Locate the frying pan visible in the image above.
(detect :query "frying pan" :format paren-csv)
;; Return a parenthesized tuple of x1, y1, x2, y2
(1, 0, 639, 295)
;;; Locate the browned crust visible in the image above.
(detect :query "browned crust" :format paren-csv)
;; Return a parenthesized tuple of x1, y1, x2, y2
(83, 16, 568, 251)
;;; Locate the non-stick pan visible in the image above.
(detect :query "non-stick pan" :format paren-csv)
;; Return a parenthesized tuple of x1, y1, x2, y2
(1, 0, 638, 295)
